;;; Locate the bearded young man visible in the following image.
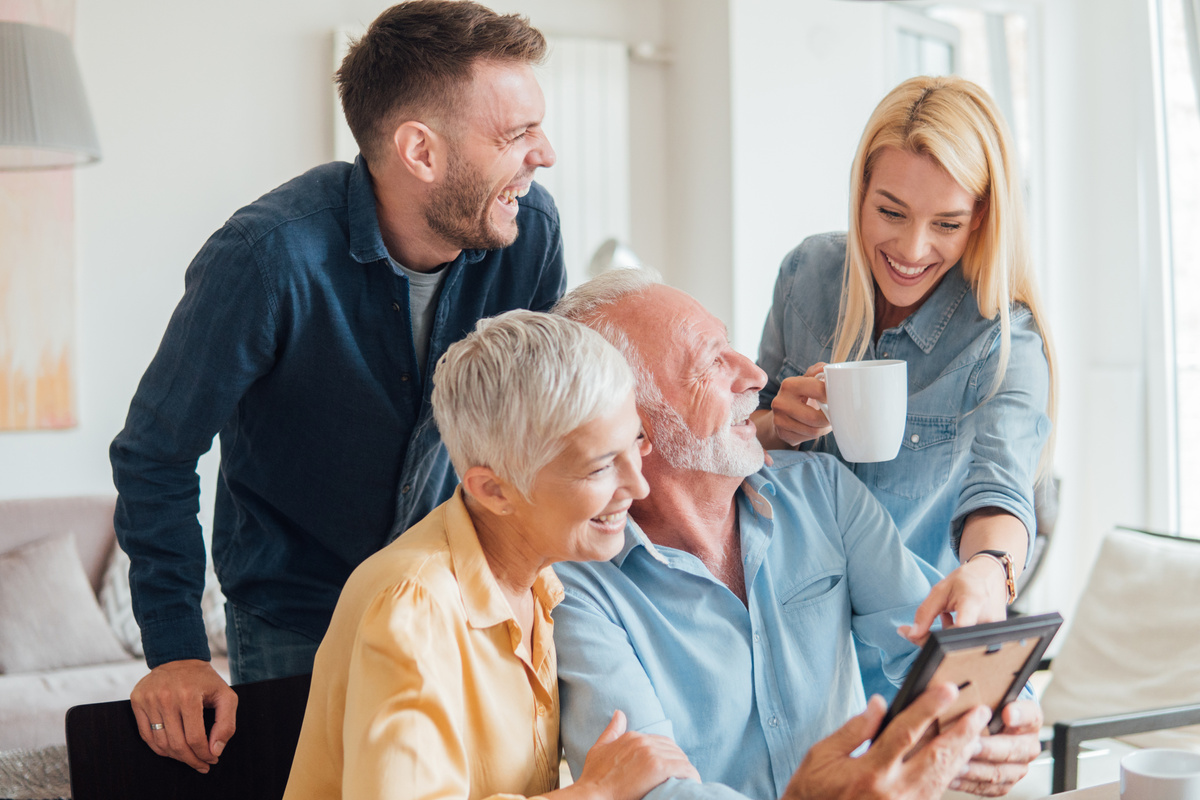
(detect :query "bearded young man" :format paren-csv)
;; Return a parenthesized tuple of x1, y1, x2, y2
(551, 269, 1043, 800)
(109, 0, 563, 772)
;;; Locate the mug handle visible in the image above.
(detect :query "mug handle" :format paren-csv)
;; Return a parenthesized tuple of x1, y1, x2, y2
(814, 371, 830, 421)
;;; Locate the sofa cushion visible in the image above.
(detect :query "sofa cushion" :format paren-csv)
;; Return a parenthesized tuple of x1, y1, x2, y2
(99, 542, 230, 658)
(1041, 528, 1200, 751)
(0, 496, 117, 593)
(0, 533, 130, 674)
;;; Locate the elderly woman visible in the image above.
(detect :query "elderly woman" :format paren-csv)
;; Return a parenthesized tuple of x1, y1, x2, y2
(284, 311, 698, 800)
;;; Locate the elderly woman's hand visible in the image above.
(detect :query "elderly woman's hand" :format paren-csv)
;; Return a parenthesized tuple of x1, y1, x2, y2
(572, 710, 700, 800)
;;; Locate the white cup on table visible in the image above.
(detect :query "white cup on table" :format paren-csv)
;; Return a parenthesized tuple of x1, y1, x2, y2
(1120, 748, 1200, 800)
(818, 359, 907, 463)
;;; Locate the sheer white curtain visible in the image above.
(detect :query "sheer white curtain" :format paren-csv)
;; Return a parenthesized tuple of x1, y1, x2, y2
(1185, 0, 1200, 108)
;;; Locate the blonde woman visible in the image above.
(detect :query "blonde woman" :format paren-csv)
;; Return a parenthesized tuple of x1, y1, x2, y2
(753, 75, 1056, 700)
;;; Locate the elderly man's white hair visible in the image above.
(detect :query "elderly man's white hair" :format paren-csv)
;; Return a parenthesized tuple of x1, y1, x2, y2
(551, 268, 663, 408)
(431, 309, 634, 499)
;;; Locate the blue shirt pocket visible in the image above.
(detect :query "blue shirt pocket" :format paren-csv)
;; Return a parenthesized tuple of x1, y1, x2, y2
(779, 569, 845, 612)
(874, 414, 957, 500)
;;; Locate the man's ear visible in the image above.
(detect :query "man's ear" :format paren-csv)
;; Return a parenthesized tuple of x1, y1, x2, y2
(461, 466, 517, 516)
(393, 121, 443, 184)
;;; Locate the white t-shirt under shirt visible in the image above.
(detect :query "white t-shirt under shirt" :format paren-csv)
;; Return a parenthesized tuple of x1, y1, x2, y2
(390, 257, 450, 374)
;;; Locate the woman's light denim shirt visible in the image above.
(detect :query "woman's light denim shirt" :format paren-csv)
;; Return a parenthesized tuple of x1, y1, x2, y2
(757, 232, 1051, 582)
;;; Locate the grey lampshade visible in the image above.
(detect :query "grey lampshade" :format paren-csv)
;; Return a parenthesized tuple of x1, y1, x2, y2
(0, 21, 100, 169)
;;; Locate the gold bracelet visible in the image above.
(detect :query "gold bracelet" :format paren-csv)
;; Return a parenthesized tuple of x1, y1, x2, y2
(967, 549, 1018, 605)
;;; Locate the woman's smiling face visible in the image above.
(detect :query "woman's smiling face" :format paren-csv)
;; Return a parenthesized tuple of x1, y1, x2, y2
(507, 391, 650, 566)
(859, 146, 984, 330)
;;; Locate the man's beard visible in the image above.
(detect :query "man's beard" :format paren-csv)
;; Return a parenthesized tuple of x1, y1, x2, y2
(423, 149, 518, 251)
(648, 392, 765, 478)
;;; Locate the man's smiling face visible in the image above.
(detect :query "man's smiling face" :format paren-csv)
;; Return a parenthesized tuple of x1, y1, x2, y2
(615, 285, 767, 477)
(424, 60, 556, 250)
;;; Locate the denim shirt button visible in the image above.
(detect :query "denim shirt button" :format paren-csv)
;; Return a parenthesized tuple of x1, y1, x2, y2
(401, 484, 412, 494)
(391, 301, 400, 312)
(910, 434, 920, 444)
(401, 373, 411, 382)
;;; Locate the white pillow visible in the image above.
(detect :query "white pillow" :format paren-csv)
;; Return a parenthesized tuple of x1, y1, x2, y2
(1041, 528, 1200, 750)
(99, 544, 229, 657)
(0, 533, 131, 674)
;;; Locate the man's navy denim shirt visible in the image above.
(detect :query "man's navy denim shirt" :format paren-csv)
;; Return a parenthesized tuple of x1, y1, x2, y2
(111, 156, 566, 667)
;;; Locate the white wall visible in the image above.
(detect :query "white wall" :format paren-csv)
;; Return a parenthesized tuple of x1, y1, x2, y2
(0, 0, 1175, 630)
(728, 0, 891, 353)
(0, 0, 668, 519)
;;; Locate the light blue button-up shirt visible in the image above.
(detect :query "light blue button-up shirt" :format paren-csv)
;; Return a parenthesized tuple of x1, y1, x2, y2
(553, 451, 935, 800)
(756, 233, 1051, 699)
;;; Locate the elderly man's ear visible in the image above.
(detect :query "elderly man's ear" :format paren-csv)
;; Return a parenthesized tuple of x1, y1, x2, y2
(461, 467, 517, 516)
(391, 121, 449, 184)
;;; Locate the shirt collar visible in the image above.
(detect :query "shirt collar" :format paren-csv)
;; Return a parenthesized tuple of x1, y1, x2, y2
(347, 155, 489, 268)
(443, 487, 564, 630)
(895, 265, 971, 354)
(612, 470, 778, 568)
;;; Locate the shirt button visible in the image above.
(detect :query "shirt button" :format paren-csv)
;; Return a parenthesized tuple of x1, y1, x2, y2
(882, 352, 890, 358)
(400, 373, 411, 382)
(391, 302, 400, 312)
(753, 633, 761, 643)
(536, 704, 546, 717)
(769, 716, 779, 727)
(910, 434, 920, 444)
(401, 484, 412, 494)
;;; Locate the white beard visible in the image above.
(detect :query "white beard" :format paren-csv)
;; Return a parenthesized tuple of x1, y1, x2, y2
(649, 392, 765, 478)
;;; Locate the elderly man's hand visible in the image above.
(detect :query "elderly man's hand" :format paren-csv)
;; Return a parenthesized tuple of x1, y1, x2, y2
(783, 682, 990, 800)
(949, 699, 1042, 796)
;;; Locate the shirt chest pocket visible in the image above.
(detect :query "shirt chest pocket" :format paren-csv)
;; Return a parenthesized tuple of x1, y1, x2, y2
(874, 414, 957, 500)
(779, 570, 844, 612)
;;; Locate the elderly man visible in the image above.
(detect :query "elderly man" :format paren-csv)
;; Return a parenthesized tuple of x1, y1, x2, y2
(110, 0, 562, 772)
(552, 269, 1042, 800)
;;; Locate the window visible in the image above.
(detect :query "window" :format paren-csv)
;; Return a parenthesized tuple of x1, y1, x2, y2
(1160, 0, 1200, 536)
(885, 3, 1045, 287)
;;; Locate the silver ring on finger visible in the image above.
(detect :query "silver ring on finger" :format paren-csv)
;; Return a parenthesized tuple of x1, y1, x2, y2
(150, 722, 165, 731)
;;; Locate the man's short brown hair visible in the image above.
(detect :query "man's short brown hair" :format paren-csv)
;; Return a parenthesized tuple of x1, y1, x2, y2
(337, 0, 547, 165)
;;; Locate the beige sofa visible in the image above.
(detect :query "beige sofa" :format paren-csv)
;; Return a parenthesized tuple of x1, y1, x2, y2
(0, 495, 227, 752)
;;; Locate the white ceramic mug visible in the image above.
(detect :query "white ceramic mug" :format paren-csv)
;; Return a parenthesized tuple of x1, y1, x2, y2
(818, 359, 907, 463)
(1121, 748, 1200, 800)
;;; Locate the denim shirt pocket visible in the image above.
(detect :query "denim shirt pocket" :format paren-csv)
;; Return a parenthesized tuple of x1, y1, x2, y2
(874, 414, 957, 500)
(778, 358, 804, 384)
(779, 569, 845, 612)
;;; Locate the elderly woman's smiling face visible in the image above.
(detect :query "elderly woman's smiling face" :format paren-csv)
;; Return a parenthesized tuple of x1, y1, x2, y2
(508, 390, 650, 564)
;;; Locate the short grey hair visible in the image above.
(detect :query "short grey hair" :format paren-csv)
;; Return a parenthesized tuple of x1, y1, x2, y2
(431, 309, 635, 498)
(552, 268, 668, 414)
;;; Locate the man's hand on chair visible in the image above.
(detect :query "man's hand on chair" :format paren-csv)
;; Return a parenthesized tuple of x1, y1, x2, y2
(130, 659, 238, 772)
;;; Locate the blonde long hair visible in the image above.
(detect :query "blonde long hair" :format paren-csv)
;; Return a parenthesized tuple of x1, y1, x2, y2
(832, 75, 1057, 479)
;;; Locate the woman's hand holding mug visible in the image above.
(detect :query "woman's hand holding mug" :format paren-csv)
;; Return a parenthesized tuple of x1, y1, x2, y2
(768, 362, 833, 447)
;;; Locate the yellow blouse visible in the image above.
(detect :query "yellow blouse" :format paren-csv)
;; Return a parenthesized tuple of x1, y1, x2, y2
(284, 487, 564, 800)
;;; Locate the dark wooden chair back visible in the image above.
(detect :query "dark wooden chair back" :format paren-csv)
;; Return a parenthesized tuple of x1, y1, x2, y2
(66, 672, 312, 800)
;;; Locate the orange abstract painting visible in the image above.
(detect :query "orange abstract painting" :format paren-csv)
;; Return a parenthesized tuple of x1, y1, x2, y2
(0, 0, 79, 430)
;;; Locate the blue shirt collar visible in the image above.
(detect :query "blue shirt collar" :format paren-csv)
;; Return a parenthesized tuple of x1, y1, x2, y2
(612, 471, 778, 568)
(895, 265, 972, 355)
(347, 155, 489, 268)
